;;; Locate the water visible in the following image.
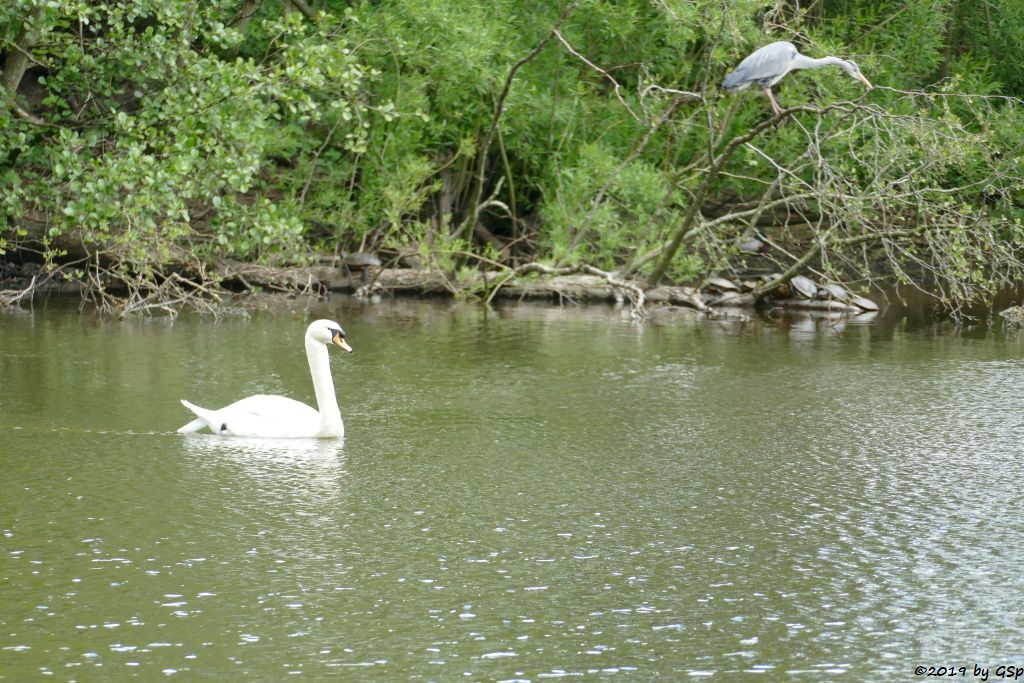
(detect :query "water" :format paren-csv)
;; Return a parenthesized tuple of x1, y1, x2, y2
(2, 298, 1023, 680)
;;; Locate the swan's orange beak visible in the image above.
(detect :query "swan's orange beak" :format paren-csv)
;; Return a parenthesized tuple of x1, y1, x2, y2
(332, 333, 353, 353)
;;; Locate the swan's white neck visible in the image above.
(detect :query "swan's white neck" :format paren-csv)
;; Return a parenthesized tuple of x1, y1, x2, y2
(306, 334, 343, 436)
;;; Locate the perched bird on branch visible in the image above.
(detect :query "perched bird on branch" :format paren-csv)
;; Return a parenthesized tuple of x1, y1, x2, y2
(722, 41, 872, 115)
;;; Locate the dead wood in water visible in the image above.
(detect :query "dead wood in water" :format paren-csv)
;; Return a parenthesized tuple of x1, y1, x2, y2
(211, 263, 868, 317)
(217, 260, 336, 294)
(5, 254, 877, 319)
(212, 262, 709, 317)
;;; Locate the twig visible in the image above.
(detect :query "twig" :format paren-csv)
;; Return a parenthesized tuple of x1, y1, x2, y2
(459, 2, 578, 255)
(648, 98, 871, 285)
(553, 29, 639, 121)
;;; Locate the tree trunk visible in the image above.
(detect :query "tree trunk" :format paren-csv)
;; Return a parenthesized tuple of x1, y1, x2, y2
(232, 1, 261, 34)
(1, 8, 45, 116)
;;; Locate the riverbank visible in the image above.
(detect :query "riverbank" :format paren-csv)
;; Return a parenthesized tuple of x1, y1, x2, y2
(0, 253, 929, 323)
(2, 257, 878, 317)
(9, 253, 1022, 325)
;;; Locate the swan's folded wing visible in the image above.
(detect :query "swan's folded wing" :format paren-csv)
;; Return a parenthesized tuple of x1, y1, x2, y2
(213, 395, 322, 438)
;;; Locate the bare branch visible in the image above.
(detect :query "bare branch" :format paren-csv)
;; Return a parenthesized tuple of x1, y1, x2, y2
(553, 29, 640, 121)
(458, 2, 578, 255)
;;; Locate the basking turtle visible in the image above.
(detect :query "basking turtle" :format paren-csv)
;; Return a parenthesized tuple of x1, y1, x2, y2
(790, 275, 818, 299)
(339, 252, 382, 281)
(340, 251, 382, 270)
(736, 237, 767, 254)
(703, 277, 741, 293)
(848, 295, 879, 312)
(817, 281, 851, 301)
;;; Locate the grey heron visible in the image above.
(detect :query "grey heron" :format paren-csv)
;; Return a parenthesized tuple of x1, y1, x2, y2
(722, 41, 872, 114)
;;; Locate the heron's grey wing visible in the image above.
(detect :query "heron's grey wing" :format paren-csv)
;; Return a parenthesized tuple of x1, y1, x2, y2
(722, 41, 798, 91)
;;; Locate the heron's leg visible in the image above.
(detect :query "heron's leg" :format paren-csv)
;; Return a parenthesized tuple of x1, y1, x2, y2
(763, 87, 783, 115)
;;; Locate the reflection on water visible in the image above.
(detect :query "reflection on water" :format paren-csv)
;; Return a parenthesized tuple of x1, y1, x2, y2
(181, 433, 348, 504)
(2, 297, 1024, 679)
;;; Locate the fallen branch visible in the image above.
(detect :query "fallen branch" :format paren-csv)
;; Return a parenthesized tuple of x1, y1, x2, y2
(0, 274, 39, 307)
(647, 99, 869, 285)
(487, 262, 648, 319)
(328, 264, 708, 319)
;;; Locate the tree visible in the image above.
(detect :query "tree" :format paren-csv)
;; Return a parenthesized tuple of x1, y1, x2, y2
(1, 0, 1021, 317)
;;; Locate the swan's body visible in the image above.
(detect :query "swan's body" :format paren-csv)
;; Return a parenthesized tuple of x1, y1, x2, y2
(722, 41, 872, 114)
(177, 319, 353, 438)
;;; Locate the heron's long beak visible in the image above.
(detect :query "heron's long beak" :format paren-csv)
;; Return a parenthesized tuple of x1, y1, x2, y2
(856, 73, 873, 90)
(332, 333, 353, 353)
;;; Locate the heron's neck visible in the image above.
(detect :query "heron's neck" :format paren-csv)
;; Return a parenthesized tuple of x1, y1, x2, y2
(305, 336, 342, 434)
(790, 54, 845, 71)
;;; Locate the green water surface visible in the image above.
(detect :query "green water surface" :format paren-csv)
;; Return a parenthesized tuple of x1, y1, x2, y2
(2, 298, 1023, 680)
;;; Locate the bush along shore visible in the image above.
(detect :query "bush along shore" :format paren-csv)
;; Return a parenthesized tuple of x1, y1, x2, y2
(2, 1, 1023, 321)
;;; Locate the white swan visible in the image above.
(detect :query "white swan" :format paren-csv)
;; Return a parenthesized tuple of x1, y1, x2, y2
(177, 319, 353, 438)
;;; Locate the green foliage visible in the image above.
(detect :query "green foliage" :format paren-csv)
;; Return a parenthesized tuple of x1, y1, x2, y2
(1, 0, 1022, 312)
(1, 0, 371, 266)
(542, 142, 674, 269)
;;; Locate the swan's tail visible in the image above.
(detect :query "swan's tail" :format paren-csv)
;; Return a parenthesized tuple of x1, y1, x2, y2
(177, 418, 206, 433)
(177, 399, 214, 433)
